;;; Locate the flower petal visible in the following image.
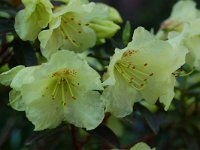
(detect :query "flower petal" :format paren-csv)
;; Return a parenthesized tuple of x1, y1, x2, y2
(0, 65, 25, 86)
(21, 79, 64, 131)
(102, 72, 138, 117)
(184, 36, 200, 70)
(34, 50, 103, 91)
(9, 90, 25, 111)
(14, 0, 52, 41)
(11, 66, 38, 90)
(63, 91, 104, 130)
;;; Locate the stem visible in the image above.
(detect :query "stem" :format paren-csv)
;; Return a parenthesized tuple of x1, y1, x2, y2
(70, 125, 79, 150)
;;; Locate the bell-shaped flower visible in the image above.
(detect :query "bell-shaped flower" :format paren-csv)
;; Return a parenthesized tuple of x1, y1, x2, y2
(157, 1, 200, 71)
(1, 50, 104, 131)
(101, 27, 188, 117)
(14, 0, 53, 41)
(38, 0, 121, 59)
(38, 0, 96, 58)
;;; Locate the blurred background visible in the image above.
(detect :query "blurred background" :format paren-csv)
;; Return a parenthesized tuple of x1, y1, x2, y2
(0, 0, 200, 150)
(94, 0, 200, 30)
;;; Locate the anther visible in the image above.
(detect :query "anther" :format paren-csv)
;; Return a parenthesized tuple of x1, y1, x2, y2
(149, 73, 154, 76)
(72, 96, 76, 100)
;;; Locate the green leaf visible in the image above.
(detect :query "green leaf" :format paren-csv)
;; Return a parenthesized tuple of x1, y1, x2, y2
(25, 126, 67, 145)
(122, 21, 131, 45)
(135, 104, 160, 134)
(87, 124, 120, 148)
(182, 133, 199, 150)
(12, 39, 37, 66)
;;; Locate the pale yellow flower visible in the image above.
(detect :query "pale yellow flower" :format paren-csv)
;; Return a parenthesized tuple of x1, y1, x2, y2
(39, 0, 121, 58)
(157, 0, 200, 71)
(0, 50, 104, 131)
(14, 0, 53, 41)
(102, 27, 188, 117)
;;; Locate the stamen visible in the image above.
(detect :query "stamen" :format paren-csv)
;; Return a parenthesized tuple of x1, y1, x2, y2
(120, 61, 150, 76)
(61, 77, 67, 106)
(115, 59, 155, 90)
(60, 25, 80, 47)
(115, 64, 144, 90)
(118, 64, 147, 83)
(149, 73, 154, 76)
(52, 80, 59, 100)
(50, 69, 78, 105)
(61, 18, 81, 47)
(122, 50, 136, 57)
(62, 17, 82, 34)
(173, 68, 194, 77)
(66, 78, 76, 100)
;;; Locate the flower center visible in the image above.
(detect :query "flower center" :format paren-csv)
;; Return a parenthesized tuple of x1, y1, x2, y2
(115, 59, 154, 90)
(43, 68, 80, 106)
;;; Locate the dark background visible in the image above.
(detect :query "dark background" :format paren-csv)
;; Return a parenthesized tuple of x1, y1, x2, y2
(95, 0, 200, 30)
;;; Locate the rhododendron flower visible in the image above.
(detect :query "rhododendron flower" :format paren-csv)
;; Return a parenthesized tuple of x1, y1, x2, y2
(39, 0, 121, 58)
(101, 27, 188, 117)
(157, 0, 200, 71)
(0, 50, 104, 131)
(14, 0, 53, 41)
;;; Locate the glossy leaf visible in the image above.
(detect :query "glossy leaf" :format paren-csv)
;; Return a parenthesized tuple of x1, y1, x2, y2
(135, 104, 160, 134)
(87, 124, 120, 148)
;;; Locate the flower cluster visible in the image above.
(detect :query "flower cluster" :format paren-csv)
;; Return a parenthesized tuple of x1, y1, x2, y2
(15, 0, 122, 58)
(0, 0, 199, 132)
